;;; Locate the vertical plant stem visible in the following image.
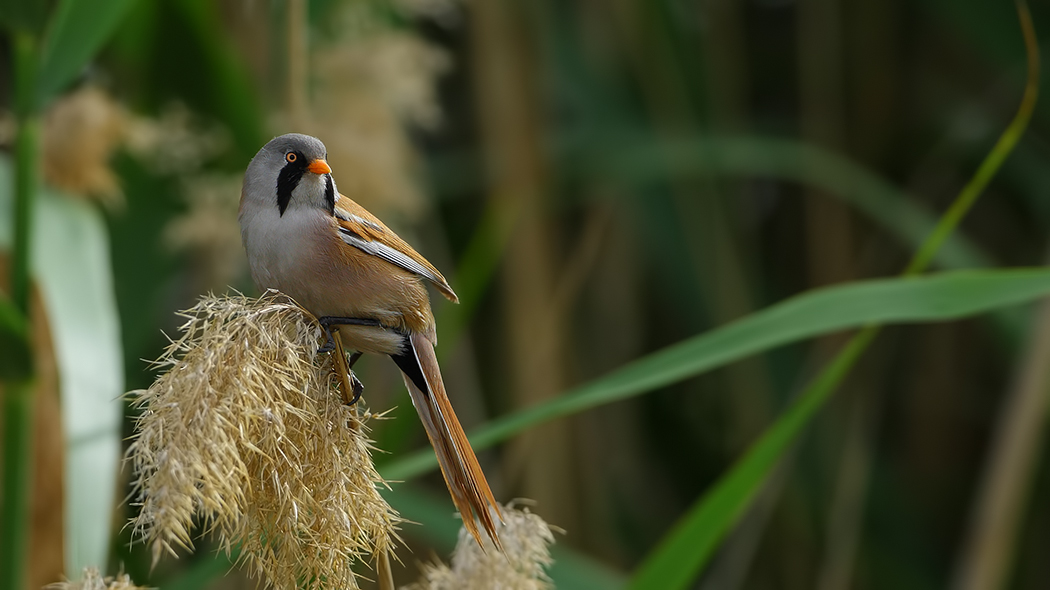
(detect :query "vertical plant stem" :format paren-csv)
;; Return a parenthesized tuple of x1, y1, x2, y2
(798, 0, 853, 291)
(470, 0, 572, 531)
(0, 379, 35, 587)
(286, 0, 307, 126)
(816, 385, 880, 590)
(378, 547, 395, 590)
(904, 1, 1038, 277)
(952, 267, 1050, 590)
(2, 29, 40, 590)
(10, 32, 39, 313)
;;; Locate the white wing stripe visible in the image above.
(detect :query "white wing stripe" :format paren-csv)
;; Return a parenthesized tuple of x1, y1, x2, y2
(333, 208, 383, 232)
(338, 227, 445, 285)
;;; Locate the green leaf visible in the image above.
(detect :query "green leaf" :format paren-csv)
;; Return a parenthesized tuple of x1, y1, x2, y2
(580, 135, 992, 270)
(37, 0, 137, 102)
(161, 0, 265, 161)
(0, 0, 52, 35)
(625, 327, 879, 590)
(382, 267, 1050, 482)
(628, 8, 1040, 585)
(0, 292, 31, 381)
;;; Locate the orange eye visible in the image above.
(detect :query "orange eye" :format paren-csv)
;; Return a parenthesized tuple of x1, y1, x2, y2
(286, 152, 297, 163)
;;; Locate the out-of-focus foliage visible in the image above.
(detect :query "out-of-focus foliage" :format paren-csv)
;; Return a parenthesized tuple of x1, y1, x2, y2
(37, 0, 137, 102)
(5, 0, 1050, 589)
(0, 158, 125, 579)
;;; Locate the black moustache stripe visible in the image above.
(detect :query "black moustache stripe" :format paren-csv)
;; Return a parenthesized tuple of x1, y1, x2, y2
(276, 163, 305, 216)
(324, 174, 335, 215)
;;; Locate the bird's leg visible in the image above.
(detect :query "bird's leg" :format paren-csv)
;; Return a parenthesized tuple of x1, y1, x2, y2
(316, 316, 383, 353)
(331, 331, 365, 405)
(319, 317, 379, 405)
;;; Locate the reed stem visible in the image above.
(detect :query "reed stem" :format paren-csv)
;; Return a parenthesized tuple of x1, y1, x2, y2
(0, 29, 40, 590)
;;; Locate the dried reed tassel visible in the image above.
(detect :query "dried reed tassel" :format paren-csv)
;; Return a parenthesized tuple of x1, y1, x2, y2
(48, 567, 148, 590)
(126, 291, 401, 590)
(405, 502, 557, 590)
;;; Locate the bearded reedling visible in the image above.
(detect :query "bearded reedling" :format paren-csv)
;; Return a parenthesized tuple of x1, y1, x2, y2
(239, 133, 502, 548)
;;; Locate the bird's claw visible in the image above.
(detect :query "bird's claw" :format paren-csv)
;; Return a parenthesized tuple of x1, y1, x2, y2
(346, 371, 364, 406)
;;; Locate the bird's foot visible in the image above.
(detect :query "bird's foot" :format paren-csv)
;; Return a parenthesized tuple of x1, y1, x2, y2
(344, 352, 364, 405)
(347, 371, 365, 406)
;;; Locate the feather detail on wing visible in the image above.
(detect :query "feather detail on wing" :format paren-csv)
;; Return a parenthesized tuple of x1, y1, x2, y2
(333, 195, 459, 303)
(391, 332, 503, 550)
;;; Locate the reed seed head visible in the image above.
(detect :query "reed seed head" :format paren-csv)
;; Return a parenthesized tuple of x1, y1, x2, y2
(126, 291, 401, 590)
(48, 567, 148, 590)
(405, 502, 557, 590)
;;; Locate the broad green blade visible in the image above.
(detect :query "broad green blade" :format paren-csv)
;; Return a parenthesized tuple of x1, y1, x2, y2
(625, 327, 878, 590)
(382, 267, 1050, 482)
(580, 135, 991, 270)
(628, 6, 1039, 585)
(37, 0, 137, 102)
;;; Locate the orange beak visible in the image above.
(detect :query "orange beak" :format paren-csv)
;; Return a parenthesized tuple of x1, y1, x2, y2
(307, 159, 332, 175)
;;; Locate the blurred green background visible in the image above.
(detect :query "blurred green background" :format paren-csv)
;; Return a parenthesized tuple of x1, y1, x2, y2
(2, 0, 1050, 588)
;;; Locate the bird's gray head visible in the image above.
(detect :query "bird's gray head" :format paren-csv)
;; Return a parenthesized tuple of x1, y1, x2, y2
(242, 133, 336, 216)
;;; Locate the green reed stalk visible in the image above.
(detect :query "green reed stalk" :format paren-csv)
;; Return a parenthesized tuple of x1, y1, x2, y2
(1, 29, 41, 590)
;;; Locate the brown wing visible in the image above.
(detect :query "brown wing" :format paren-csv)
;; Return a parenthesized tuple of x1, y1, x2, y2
(333, 195, 459, 303)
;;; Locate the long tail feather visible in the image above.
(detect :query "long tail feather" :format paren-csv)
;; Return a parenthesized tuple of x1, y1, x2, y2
(392, 332, 503, 549)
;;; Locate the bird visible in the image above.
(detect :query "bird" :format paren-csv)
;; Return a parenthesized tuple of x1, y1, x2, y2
(239, 133, 501, 548)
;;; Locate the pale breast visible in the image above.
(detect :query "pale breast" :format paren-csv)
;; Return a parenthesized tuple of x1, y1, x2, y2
(242, 205, 326, 305)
